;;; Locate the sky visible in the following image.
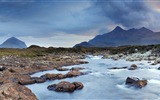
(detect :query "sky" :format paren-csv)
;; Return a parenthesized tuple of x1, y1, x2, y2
(0, 0, 160, 47)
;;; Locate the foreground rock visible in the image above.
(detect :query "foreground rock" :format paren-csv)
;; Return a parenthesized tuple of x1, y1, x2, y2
(0, 83, 37, 100)
(128, 64, 137, 70)
(108, 66, 127, 69)
(125, 77, 147, 88)
(47, 81, 83, 92)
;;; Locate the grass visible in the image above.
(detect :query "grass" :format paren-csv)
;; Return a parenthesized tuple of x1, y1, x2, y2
(0, 44, 160, 58)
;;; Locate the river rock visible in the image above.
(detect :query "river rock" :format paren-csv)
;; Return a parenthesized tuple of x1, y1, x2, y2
(31, 77, 46, 83)
(40, 73, 57, 80)
(66, 70, 82, 77)
(0, 83, 37, 100)
(125, 77, 147, 88)
(109, 66, 127, 69)
(72, 82, 83, 90)
(40, 73, 66, 80)
(56, 74, 66, 79)
(157, 67, 160, 70)
(18, 75, 35, 85)
(128, 64, 137, 70)
(47, 81, 84, 92)
(48, 81, 75, 92)
(56, 67, 69, 71)
(71, 67, 85, 71)
(151, 60, 158, 65)
(0, 66, 6, 71)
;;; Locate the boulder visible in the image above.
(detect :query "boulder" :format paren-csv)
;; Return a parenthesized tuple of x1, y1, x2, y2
(56, 67, 69, 71)
(0, 83, 37, 100)
(40, 73, 66, 80)
(47, 81, 84, 92)
(47, 84, 57, 91)
(125, 77, 147, 88)
(56, 74, 66, 79)
(48, 81, 75, 92)
(0, 66, 6, 71)
(109, 66, 127, 69)
(0, 73, 35, 85)
(31, 77, 46, 83)
(128, 64, 137, 70)
(157, 58, 160, 63)
(40, 73, 57, 80)
(78, 61, 88, 64)
(151, 60, 159, 65)
(72, 82, 83, 90)
(70, 67, 85, 71)
(18, 75, 35, 85)
(66, 70, 82, 77)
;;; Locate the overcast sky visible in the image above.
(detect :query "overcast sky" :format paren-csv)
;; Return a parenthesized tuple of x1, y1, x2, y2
(0, 0, 160, 47)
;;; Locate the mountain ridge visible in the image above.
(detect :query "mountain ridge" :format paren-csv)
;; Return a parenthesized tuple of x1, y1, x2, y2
(74, 26, 160, 47)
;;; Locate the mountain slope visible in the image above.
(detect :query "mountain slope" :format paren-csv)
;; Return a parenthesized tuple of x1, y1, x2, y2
(0, 37, 27, 48)
(74, 41, 93, 48)
(74, 26, 160, 47)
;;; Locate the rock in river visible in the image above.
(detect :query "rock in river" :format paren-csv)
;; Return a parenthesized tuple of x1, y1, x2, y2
(125, 77, 147, 88)
(31, 77, 46, 83)
(70, 67, 85, 71)
(128, 64, 137, 70)
(56, 67, 69, 71)
(66, 70, 82, 77)
(40, 73, 66, 80)
(72, 82, 84, 90)
(108, 66, 128, 69)
(47, 81, 84, 92)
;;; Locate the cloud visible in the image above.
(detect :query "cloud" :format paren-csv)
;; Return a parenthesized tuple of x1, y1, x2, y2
(0, 0, 107, 37)
(0, 0, 160, 47)
(91, 0, 160, 31)
(19, 33, 93, 47)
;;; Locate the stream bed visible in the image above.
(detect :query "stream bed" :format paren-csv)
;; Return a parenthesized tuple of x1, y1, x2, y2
(27, 55, 160, 100)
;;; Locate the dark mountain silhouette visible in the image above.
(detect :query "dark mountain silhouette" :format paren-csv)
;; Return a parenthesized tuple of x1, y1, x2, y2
(0, 37, 27, 48)
(74, 26, 160, 47)
(74, 41, 92, 48)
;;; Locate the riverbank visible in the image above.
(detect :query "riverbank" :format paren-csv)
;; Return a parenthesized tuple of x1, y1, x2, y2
(0, 53, 87, 100)
(27, 55, 160, 100)
(0, 44, 160, 99)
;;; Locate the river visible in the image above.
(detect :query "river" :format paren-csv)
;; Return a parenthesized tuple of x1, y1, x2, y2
(27, 55, 160, 100)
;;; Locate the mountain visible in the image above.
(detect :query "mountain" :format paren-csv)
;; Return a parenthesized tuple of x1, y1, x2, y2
(0, 37, 27, 48)
(74, 26, 160, 47)
(73, 41, 93, 48)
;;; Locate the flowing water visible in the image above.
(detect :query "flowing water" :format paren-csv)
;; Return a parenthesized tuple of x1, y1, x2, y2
(27, 55, 160, 100)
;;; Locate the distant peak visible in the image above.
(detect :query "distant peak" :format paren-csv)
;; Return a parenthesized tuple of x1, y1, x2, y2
(140, 27, 148, 30)
(115, 26, 123, 30)
(139, 27, 153, 32)
(112, 26, 125, 32)
(9, 37, 17, 39)
(0, 37, 27, 48)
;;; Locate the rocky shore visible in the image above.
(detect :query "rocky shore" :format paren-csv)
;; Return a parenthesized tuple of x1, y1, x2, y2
(0, 44, 160, 99)
(0, 54, 87, 100)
